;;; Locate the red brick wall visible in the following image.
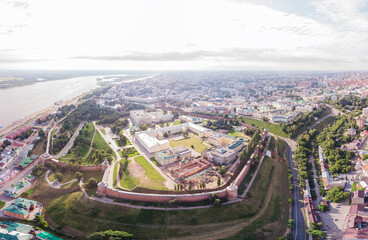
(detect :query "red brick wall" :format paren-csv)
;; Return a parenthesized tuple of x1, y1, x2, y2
(104, 187, 227, 203)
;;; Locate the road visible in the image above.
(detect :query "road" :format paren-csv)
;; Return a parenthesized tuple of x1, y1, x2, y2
(285, 142, 306, 240)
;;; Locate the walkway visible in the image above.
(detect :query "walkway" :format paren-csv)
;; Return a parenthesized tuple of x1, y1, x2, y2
(53, 121, 86, 158)
(45, 169, 77, 189)
(239, 134, 271, 198)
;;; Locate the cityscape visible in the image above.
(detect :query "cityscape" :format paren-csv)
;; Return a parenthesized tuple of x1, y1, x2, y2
(1, 0, 368, 240)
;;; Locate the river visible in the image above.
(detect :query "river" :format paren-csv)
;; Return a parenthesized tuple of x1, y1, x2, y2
(0, 74, 152, 128)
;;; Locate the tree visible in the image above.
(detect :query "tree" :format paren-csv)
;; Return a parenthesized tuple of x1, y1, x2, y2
(75, 171, 83, 180)
(287, 219, 294, 228)
(217, 165, 227, 176)
(88, 230, 133, 240)
(214, 199, 222, 207)
(217, 177, 221, 186)
(163, 132, 169, 138)
(35, 215, 48, 229)
(327, 186, 350, 203)
(318, 204, 329, 212)
(38, 129, 45, 138)
(139, 123, 148, 131)
(306, 230, 326, 239)
(87, 177, 98, 189)
(54, 173, 63, 182)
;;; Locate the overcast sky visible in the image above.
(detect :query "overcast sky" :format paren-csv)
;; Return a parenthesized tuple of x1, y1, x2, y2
(0, 0, 367, 71)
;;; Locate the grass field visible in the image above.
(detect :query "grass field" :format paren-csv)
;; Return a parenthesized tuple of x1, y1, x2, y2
(25, 151, 289, 240)
(240, 116, 289, 138)
(113, 162, 118, 187)
(120, 159, 140, 190)
(268, 136, 276, 152)
(93, 130, 110, 152)
(49, 169, 76, 183)
(0, 201, 5, 209)
(275, 137, 286, 158)
(170, 134, 208, 153)
(134, 156, 166, 182)
(32, 137, 47, 156)
(238, 156, 272, 195)
(173, 120, 181, 126)
(314, 115, 337, 132)
(227, 128, 246, 138)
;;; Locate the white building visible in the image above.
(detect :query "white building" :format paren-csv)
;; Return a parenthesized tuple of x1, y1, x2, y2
(130, 110, 173, 125)
(136, 123, 212, 153)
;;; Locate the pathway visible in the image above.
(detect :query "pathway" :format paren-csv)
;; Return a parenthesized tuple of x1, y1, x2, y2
(239, 134, 271, 198)
(53, 121, 86, 158)
(45, 169, 77, 189)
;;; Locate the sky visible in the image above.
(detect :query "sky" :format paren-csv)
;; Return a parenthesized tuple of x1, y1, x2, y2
(0, 0, 367, 71)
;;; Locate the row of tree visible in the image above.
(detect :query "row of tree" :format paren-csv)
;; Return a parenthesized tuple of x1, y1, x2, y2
(280, 107, 325, 138)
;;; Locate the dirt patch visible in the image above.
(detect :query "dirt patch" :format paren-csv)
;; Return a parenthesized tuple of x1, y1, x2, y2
(128, 159, 157, 187)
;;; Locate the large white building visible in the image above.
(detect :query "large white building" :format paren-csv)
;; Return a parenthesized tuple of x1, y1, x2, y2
(135, 123, 212, 153)
(130, 110, 173, 125)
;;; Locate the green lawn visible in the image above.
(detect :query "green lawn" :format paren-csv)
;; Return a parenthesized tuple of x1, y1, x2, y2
(240, 116, 289, 137)
(268, 136, 275, 152)
(120, 159, 140, 190)
(150, 157, 162, 167)
(120, 147, 139, 158)
(275, 136, 286, 158)
(314, 115, 337, 132)
(134, 156, 165, 182)
(170, 134, 208, 153)
(113, 162, 118, 187)
(49, 169, 76, 183)
(93, 130, 110, 151)
(0, 201, 5, 210)
(173, 120, 181, 126)
(227, 128, 246, 138)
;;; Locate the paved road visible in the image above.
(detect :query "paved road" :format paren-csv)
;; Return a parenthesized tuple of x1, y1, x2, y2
(285, 141, 306, 240)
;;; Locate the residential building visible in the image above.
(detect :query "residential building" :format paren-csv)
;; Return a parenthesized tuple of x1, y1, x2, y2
(3, 198, 38, 220)
(357, 116, 367, 130)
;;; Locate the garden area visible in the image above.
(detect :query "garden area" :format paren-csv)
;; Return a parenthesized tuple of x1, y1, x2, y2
(170, 134, 208, 153)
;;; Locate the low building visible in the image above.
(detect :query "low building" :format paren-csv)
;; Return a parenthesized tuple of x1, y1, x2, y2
(155, 146, 191, 166)
(352, 190, 365, 205)
(207, 132, 235, 147)
(3, 198, 37, 220)
(130, 110, 173, 125)
(205, 139, 245, 165)
(36, 231, 62, 240)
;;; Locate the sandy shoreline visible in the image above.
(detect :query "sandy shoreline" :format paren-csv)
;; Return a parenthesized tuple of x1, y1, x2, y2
(0, 94, 83, 139)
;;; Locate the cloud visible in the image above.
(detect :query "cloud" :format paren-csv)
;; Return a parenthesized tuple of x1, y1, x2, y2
(6, 1, 30, 9)
(75, 48, 361, 64)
